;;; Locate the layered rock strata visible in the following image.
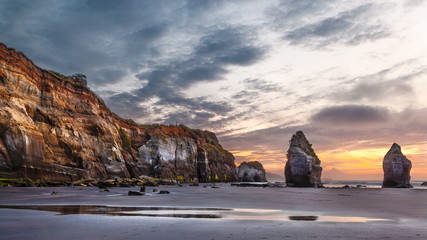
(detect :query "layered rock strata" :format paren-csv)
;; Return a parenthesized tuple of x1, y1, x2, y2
(238, 161, 267, 182)
(382, 143, 412, 188)
(284, 131, 322, 187)
(0, 43, 237, 182)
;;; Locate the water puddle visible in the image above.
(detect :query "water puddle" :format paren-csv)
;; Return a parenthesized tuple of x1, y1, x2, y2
(0, 205, 392, 222)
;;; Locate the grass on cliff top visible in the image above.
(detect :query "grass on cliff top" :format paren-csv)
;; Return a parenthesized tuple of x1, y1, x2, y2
(48, 70, 85, 87)
(240, 161, 265, 171)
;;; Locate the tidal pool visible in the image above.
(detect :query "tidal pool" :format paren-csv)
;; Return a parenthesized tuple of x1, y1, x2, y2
(0, 205, 393, 222)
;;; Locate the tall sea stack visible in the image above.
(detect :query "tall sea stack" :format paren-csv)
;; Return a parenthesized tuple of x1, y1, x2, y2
(285, 131, 322, 188)
(382, 143, 412, 188)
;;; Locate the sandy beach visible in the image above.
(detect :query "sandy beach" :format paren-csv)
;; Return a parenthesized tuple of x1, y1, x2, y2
(0, 184, 426, 240)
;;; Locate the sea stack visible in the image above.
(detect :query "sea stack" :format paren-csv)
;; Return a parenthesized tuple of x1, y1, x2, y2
(382, 143, 412, 188)
(238, 161, 267, 182)
(284, 131, 322, 187)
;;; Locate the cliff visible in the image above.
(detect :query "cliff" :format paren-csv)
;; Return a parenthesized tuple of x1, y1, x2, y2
(0, 43, 237, 182)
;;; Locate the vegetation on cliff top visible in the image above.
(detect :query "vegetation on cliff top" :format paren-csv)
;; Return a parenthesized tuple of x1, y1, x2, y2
(240, 161, 265, 171)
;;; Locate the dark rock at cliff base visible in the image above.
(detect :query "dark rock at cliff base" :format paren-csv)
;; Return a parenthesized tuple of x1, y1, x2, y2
(284, 131, 322, 188)
(421, 182, 427, 186)
(238, 161, 267, 182)
(382, 143, 412, 188)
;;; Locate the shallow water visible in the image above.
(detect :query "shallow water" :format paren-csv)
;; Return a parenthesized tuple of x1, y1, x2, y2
(0, 205, 393, 222)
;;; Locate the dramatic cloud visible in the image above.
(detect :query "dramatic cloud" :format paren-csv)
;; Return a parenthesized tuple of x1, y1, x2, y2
(332, 62, 427, 102)
(311, 105, 390, 125)
(283, 4, 389, 48)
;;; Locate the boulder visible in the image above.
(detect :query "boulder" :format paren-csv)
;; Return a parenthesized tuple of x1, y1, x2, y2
(128, 191, 145, 196)
(284, 131, 322, 187)
(238, 161, 267, 182)
(382, 143, 412, 188)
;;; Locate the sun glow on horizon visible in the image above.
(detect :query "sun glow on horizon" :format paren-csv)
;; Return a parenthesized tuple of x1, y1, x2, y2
(233, 144, 427, 180)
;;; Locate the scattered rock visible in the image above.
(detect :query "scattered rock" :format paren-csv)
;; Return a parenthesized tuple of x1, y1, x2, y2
(284, 131, 323, 188)
(238, 161, 267, 182)
(231, 183, 269, 187)
(153, 188, 158, 192)
(128, 191, 145, 196)
(382, 143, 412, 188)
(202, 185, 208, 188)
(139, 186, 146, 192)
(421, 182, 427, 186)
(51, 191, 59, 195)
(158, 190, 170, 194)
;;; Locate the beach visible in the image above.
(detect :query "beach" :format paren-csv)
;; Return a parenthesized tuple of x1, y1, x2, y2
(0, 184, 426, 240)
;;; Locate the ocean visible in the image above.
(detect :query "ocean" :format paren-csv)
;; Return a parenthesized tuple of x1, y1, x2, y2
(322, 180, 427, 189)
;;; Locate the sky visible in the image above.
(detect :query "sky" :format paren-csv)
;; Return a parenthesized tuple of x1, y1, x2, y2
(1, 0, 427, 180)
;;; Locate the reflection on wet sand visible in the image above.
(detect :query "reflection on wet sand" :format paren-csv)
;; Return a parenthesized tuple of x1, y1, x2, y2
(0, 205, 393, 222)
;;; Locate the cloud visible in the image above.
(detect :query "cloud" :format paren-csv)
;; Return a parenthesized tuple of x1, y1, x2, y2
(283, 4, 389, 48)
(332, 62, 427, 102)
(311, 105, 390, 125)
(243, 78, 283, 92)
(120, 26, 267, 125)
(267, 0, 338, 28)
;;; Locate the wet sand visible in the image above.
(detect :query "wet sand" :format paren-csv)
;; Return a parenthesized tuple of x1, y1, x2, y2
(0, 184, 426, 240)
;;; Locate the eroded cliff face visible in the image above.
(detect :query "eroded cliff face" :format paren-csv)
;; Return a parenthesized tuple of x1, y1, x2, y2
(0, 43, 237, 182)
(284, 131, 322, 188)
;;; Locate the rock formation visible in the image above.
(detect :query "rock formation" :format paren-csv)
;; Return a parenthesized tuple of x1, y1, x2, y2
(238, 161, 267, 182)
(0, 43, 237, 182)
(382, 143, 412, 188)
(284, 131, 322, 187)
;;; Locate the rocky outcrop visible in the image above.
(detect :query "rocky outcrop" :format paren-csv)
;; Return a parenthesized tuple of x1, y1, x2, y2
(284, 131, 322, 187)
(137, 135, 198, 181)
(0, 43, 237, 182)
(382, 143, 412, 188)
(238, 161, 267, 182)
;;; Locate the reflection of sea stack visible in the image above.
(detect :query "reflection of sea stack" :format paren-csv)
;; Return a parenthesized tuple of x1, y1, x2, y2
(285, 131, 322, 187)
(238, 161, 267, 182)
(382, 143, 412, 188)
